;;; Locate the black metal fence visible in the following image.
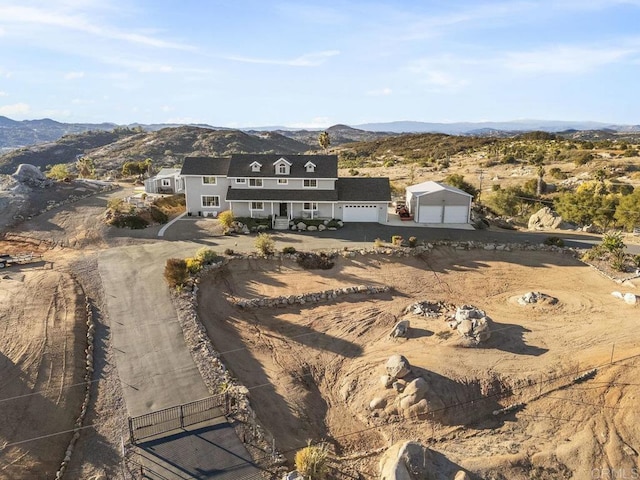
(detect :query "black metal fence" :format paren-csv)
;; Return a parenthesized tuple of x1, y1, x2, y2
(128, 394, 228, 443)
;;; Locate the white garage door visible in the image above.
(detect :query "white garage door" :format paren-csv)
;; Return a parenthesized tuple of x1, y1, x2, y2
(342, 204, 379, 222)
(418, 205, 443, 223)
(443, 206, 469, 223)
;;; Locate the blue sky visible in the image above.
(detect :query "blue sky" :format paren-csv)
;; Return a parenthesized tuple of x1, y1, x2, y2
(0, 0, 639, 127)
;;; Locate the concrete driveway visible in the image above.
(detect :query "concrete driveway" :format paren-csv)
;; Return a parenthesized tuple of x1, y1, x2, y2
(99, 241, 209, 417)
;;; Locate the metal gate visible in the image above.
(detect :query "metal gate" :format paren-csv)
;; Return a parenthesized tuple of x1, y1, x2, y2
(128, 394, 227, 443)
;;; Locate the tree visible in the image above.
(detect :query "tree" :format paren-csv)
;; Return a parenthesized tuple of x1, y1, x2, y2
(536, 165, 545, 196)
(443, 174, 478, 197)
(318, 131, 330, 151)
(614, 188, 640, 231)
(554, 189, 618, 229)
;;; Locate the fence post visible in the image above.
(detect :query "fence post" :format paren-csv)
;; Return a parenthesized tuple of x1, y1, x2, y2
(180, 404, 185, 429)
(128, 417, 135, 444)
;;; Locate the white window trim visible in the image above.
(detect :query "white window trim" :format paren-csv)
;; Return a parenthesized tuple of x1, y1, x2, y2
(249, 178, 263, 188)
(303, 179, 318, 188)
(250, 161, 262, 172)
(201, 195, 220, 207)
(161, 178, 171, 187)
(235, 178, 247, 184)
(277, 178, 288, 185)
(305, 161, 316, 172)
(250, 201, 264, 210)
(303, 202, 318, 211)
(202, 176, 217, 185)
(277, 164, 289, 175)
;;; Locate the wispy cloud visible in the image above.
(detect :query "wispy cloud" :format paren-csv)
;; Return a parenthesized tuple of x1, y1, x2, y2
(222, 50, 340, 67)
(0, 91, 8, 97)
(503, 44, 638, 73)
(407, 56, 473, 91)
(0, 5, 193, 50)
(64, 71, 85, 80)
(0, 102, 30, 116)
(366, 87, 392, 96)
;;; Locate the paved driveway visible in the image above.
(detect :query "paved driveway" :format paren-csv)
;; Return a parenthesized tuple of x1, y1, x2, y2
(99, 241, 209, 416)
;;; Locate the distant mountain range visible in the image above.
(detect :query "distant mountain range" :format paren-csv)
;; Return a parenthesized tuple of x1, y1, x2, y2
(2, 115, 640, 152)
(352, 120, 640, 135)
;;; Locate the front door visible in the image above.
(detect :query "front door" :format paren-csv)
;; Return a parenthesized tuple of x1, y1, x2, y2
(279, 202, 288, 217)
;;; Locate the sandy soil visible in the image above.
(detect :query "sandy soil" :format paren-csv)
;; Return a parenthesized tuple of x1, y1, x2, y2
(0, 245, 87, 479)
(198, 249, 639, 478)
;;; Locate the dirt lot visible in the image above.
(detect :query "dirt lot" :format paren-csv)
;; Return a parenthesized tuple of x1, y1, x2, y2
(0, 245, 87, 479)
(198, 250, 639, 478)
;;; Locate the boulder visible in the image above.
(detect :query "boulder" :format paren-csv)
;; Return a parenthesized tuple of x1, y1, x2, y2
(454, 472, 471, 480)
(518, 291, 559, 306)
(389, 319, 410, 338)
(296, 222, 307, 231)
(624, 293, 637, 305)
(528, 206, 568, 230)
(12, 164, 52, 187)
(379, 441, 434, 480)
(385, 354, 411, 379)
(370, 397, 386, 410)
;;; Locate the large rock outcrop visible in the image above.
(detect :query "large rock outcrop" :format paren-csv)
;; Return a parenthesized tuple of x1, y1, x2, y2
(12, 164, 52, 188)
(528, 206, 569, 230)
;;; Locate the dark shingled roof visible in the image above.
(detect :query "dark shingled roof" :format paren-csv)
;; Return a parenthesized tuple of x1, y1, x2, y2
(180, 157, 230, 176)
(226, 187, 338, 202)
(336, 177, 391, 202)
(227, 154, 338, 179)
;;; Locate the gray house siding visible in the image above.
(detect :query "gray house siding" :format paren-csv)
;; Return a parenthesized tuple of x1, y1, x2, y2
(184, 175, 231, 216)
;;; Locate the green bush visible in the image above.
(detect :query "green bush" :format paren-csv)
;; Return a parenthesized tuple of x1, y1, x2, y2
(282, 246, 297, 254)
(601, 231, 625, 253)
(164, 258, 188, 288)
(610, 250, 626, 272)
(632, 255, 640, 268)
(224, 248, 234, 256)
(408, 236, 418, 247)
(185, 257, 202, 274)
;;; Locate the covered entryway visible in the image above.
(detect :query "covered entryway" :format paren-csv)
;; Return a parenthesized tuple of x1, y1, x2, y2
(342, 204, 379, 222)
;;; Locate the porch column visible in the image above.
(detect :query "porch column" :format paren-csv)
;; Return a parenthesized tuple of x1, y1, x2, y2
(289, 202, 293, 220)
(332, 203, 335, 219)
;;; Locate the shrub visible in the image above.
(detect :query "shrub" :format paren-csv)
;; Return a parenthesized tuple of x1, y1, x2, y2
(632, 255, 640, 268)
(185, 257, 202, 274)
(195, 247, 219, 264)
(601, 231, 625, 253)
(297, 252, 334, 270)
(107, 197, 125, 211)
(295, 443, 330, 480)
(164, 258, 188, 288)
(224, 248, 234, 256)
(254, 233, 275, 257)
(148, 205, 168, 224)
(408, 236, 417, 247)
(282, 246, 297, 254)
(218, 210, 235, 230)
(391, 235, 403, 246)
(610, 250, 626, 272)
(110, 215, 149, 229)
(543, 236, 564, 247)
(374, 238, 384, 247)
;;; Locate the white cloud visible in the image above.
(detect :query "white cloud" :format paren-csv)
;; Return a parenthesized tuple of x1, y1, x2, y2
(288, 117, 332, 129)
(367, 87, 393, 96)
(64, 71, 85, 79)
(0, 91, 7, 97)
(0, 102, 30, 116)
(504, 45, 637, 73)
(222, 50, 340, 67)
(407, 57, 473, 91)
(0, 5, 193, 50)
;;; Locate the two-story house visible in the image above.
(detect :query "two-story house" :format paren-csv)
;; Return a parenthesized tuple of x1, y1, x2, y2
(180, 154, 390, 227)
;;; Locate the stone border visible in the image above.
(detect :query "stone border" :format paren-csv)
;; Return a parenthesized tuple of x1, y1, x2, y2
(55, 298, 95, 480)
(233, 285, 391, 309)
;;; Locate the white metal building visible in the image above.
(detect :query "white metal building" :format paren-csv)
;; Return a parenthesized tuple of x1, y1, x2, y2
(406, 181, 472, 224)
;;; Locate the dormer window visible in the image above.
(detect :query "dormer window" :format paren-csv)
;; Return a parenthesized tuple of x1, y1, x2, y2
(273, 157, 292, 175)
(304, 161, 316, 173)
(250, 161, 262, 172)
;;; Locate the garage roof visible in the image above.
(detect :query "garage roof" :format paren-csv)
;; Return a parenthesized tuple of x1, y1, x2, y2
(406, 181, 472, 197)
(336, 177, 391, 202)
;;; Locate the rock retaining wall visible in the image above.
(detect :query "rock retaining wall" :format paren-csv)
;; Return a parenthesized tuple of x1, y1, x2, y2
(55, 298, 94, 480)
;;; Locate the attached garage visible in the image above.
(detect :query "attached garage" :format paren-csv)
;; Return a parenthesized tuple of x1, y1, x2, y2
(342, 204, 380, 222)
(406, 181, 472, 225)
